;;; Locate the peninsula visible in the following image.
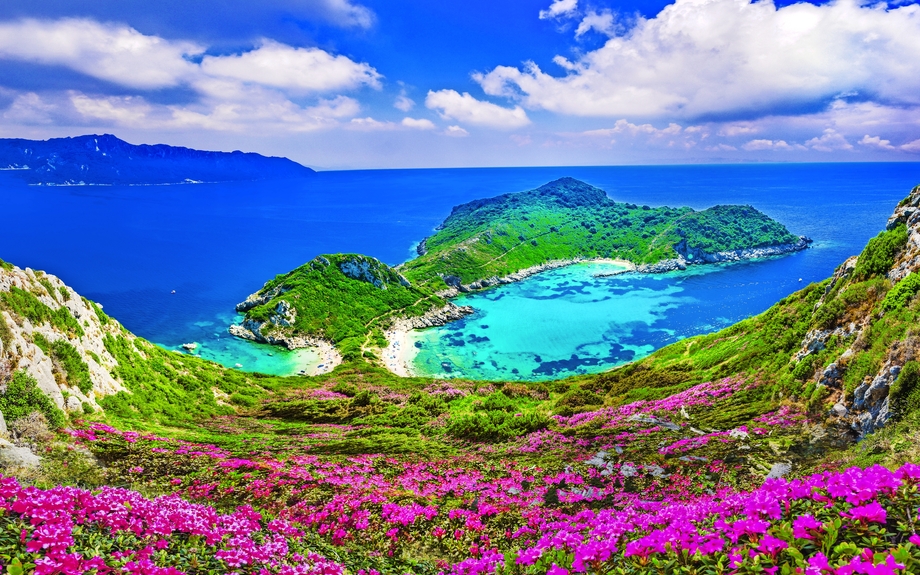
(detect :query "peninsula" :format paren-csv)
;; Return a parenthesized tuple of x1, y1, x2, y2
(231, 177, 810, 368)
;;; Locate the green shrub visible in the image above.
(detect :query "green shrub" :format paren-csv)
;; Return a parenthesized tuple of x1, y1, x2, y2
(229, 393, 258, 408)
(32, 334, 92, 394)
(555, 387, 604, 411)
(0, 258, 12, 271)
(882, 273, 920, 312)
(890, 361, 920, 420)
(445, 410, 551, 443)
(853, 224, 907, 280)
(0, 287, 84, 337)
(0, 371, 65, 428)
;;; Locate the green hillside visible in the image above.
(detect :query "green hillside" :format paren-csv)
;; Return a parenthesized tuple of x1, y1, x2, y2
(401, 177, 802, 286)
(235, 178, 805, 357)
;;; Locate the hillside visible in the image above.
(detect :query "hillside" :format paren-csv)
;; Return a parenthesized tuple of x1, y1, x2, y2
(229, 253, 466, 361)
(2, 187, 920, 575)
(401, 177, 807, 287)
(0, 257, 285, 428)
(0, 134, 313, 185)
(234, 178, 809, 360)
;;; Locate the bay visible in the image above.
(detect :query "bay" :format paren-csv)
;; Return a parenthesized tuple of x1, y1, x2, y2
(1, 163, 918, 378)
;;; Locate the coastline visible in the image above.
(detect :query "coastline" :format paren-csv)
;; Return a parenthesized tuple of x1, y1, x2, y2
(382, 326, 418, 377)
(379, 244, 810, 378)
(228, 322, 343, 375)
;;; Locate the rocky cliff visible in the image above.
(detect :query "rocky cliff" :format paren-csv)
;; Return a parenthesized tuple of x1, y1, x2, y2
(0, 261, 126, 414)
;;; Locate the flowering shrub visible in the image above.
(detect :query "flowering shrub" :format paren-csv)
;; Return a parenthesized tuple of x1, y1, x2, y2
(52, 419, 920, 575)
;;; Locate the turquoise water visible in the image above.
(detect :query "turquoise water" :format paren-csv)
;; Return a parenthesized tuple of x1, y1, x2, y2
(160, 312, 322, 376)
(410, 253, 814, 381)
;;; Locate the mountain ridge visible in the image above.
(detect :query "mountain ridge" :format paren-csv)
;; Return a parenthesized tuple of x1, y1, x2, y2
(0, 134, 314, 185)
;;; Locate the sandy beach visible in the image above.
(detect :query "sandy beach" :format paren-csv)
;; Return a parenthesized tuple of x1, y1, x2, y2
(382, 326, 418, 377)
(295, 341, 343, 376)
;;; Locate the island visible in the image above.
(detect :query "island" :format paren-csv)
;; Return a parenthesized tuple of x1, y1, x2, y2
(231, 177, 810, 367)
(0, 134, 314, 185)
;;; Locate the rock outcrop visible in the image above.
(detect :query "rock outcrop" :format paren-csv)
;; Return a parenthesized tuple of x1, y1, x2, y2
(391, 303, 474, 331)
(637, 236, 812, 273)
(435, 258, 637, 298)
(0, 263, 126, 414)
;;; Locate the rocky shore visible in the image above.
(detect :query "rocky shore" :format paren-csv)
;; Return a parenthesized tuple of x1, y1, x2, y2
(228, 321, 342, 374)
(382, 303, 474, 376)
(636, 236, 813, 273)
(434, 258, 636, 298)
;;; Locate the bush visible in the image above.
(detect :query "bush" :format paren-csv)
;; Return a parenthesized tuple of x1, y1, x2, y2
(0, 371, 65, 429)
(882, 273, 920, 312)
(446, 410, 551, 442)
(853, 224, 907, 280)
(890, 361, 920, 420)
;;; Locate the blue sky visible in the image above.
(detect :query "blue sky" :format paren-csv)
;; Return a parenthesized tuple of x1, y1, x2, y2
(0, 0, 918, 168)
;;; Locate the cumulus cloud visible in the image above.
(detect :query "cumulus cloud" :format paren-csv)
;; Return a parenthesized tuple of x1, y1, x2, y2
(742, 139, 796, 151)
(200, 40, 381, 93)
(900, 139, 920, 153)
(478, 0, 920, 119)
(583, 119, 681, 137)
(394, 93, 415, 112)
(859, 134, 895, 150)
(0, 18, 201, 89)
(401, 117, 435, 130)
(0, 18, 384, 133)
(444, 125, 469, 137)
(805, 129, 853, 152)
(539, 0, 578, 20)
(575, 10, 618, 37)
(425, 89, 530, 129)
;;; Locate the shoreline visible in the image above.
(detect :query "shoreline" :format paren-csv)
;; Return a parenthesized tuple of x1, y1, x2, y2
(380, 244, 810, 378)
(228, 322, 343, 375)
(382, 326, 418, 377)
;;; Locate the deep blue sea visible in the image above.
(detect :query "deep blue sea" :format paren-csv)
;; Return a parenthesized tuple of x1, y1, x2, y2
(2, 163, 918, 379)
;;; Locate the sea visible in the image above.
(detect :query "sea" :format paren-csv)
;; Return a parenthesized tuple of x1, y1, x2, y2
(2, 163, 919, 380)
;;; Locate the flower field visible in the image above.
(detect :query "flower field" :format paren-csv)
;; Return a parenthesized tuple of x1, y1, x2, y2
(3, 376, 910, 575)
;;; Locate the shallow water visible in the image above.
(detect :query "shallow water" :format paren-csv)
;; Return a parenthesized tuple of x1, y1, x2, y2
(1, 163, 917, 377)
(409, 255, 813, 380)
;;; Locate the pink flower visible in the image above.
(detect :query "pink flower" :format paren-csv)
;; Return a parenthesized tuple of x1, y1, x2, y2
(846, 501, 887, 524)
(793, 515, 823, 539)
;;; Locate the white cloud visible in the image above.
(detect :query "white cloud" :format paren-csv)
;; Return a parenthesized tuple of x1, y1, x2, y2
(425, 89, 530, 129)
(805, 128, 853, 151)
(70, 93, 152, 126)
(200, 40, 381, 93)
(575, 10, 618, 38)
(859, 134, 895, 150)
(901, 139, 920, 153)
(583, 119, 681, 137)
(444, 125, 469, 137)
(742, 139, 796, 151)
(539, 0, 578, 20)
(394, 93, 415, 112)
(2, 92, 56, 124)
(401, 117, 435, 130)
(0, 18, 386, 134)
(320, 0, 375, 29)
(478, 0, 920, 119)
(0, 18, 201, 89)
(706, 143, 738, 151)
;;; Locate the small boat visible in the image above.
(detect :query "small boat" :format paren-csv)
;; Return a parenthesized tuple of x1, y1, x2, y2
(171, 290, 176, 294)
(798, 278, 802, 282)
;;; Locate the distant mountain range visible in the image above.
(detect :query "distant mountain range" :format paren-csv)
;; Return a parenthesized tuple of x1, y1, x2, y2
(0, 134, 314, 185)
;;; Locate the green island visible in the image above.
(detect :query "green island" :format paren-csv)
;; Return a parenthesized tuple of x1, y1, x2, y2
(231, 177, 809, 362)
(1, 185, 920, 574)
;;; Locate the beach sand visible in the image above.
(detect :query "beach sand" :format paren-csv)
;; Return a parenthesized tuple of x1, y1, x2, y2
(382, 326, 418, 377)
(292, 341, 343, 376)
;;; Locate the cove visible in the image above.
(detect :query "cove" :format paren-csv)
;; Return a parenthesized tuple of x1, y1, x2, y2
(408, 255, 810, 381)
